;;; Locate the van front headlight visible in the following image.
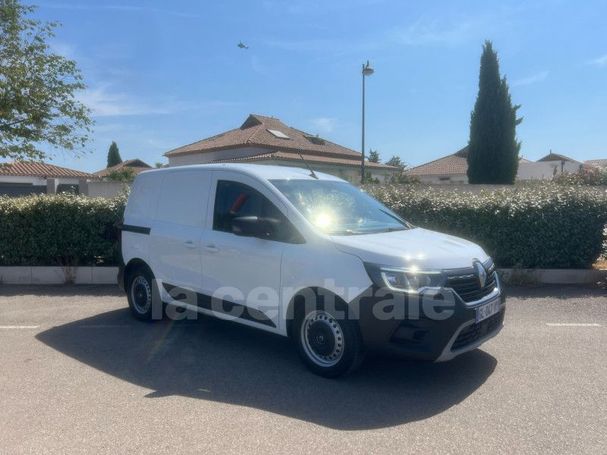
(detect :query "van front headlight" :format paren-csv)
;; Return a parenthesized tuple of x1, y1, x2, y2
(364, 263, 445, 293)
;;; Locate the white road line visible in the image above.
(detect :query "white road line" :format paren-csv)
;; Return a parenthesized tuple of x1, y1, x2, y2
(546, 323, 602, 327)
(0, 325, 40, 329)
(76, 324, 130, 328)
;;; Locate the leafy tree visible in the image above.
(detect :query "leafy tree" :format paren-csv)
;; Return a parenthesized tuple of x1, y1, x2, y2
(467, 41, 522, 184)
(106, 167, 135, 182)
(386, 155, 404, 170)
(106, 141, 121, 167)
(385, 155, 419, 184)
(362, 171, 379, 184)
(0, 0, 91, 160)
(154, 162, 164, 168)
(368, 149, 380, 163)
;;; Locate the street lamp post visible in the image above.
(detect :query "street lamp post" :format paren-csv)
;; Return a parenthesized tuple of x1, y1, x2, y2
(361, 60, 374, 184)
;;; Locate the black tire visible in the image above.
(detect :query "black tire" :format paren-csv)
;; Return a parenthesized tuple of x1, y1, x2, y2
(126, 266, 160, 321)
(293, 297, 365, 378)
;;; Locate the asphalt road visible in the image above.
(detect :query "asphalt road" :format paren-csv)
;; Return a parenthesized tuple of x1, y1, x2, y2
(0, 285, 606, 454)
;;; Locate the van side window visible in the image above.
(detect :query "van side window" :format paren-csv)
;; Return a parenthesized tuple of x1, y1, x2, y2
(213, 180, 304, 243)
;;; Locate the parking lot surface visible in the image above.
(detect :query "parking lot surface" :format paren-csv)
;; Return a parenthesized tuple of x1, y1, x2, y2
(0, 285, 606, 454)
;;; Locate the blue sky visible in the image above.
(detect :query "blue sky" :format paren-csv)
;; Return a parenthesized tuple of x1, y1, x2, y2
(33, 0, 607, 172)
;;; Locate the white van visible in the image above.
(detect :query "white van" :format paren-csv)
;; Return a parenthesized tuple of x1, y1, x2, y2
(119, 163, 504, 377)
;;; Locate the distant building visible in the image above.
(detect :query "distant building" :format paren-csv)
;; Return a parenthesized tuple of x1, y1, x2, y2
(94, 159, 152, 179)
(517, 152, 582, 180)
(406, 147, 584, 184)
(0, 161, 94, 196)
(164, 114, 398, 183)
(405, 146, 470, 184)
(585, 159, 607, 168)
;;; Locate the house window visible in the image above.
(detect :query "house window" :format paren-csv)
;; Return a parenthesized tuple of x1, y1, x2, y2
(267, 129, 290, 140)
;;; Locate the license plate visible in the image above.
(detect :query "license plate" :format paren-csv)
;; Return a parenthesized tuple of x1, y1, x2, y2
(475, 298, 501, 323)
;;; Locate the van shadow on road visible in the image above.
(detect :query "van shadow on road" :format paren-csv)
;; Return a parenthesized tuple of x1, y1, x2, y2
(36, 308, 497, 430)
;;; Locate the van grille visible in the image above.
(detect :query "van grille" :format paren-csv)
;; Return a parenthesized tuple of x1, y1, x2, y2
(451, 309, 504, 351)
(446, 262, 497, 303)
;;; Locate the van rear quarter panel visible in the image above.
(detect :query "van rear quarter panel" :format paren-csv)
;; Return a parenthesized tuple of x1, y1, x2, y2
(122, 172, 160, 266)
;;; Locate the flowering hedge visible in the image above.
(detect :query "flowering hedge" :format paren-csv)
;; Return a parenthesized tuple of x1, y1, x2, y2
(366, 184, 607, 268)
(0, 194, 126, 266)
(1, 186, 605, 269)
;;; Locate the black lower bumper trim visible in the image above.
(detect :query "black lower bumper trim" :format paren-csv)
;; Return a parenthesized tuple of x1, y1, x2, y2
(353, 286, 504, 361)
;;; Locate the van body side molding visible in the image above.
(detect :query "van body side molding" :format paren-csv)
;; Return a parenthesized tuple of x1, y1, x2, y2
(121, 224, 151, 235)
(162, 283, 276, 328)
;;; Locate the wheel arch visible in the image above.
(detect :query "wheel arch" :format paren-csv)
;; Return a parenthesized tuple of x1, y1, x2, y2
(285, 287, 352, 339)
(124, 258, 154, 285)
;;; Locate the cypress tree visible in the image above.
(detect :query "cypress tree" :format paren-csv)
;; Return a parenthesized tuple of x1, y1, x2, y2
(467, 41, 522, 184)
(107, 141, 122, 168)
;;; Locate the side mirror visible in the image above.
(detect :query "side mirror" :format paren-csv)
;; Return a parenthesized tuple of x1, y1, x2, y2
(231, 216, 281, 238)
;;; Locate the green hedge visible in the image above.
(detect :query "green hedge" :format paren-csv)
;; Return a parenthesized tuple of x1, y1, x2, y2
(366, 184, 607, 269)
(0, 194, 126, 266)
(1, 186, 605, 269)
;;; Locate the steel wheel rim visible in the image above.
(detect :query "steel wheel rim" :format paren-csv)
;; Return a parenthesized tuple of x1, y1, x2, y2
(131, 275, 151, 314)
(300, 310, 345, 367)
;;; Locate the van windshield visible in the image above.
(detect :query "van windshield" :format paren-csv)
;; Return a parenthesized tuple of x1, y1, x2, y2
(270, 179, 411, 235)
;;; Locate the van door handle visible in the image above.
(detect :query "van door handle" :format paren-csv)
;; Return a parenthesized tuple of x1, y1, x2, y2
(184, 240, 196, 249)
(203, 244, 219, 253)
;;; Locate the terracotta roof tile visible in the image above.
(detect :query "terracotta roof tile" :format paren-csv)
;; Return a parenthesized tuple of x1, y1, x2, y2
(165, 114, 363, 160)
(537, 152, 580, 163)
(0, 161, 95, 179)
(94, 159, 152, 177)
(406, 152, 468, 176)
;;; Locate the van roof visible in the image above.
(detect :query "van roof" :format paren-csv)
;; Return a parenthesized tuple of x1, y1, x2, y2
(139, 163, 345, 182)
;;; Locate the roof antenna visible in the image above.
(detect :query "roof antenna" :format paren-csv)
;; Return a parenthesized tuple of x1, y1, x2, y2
(298, 153, 318, 179)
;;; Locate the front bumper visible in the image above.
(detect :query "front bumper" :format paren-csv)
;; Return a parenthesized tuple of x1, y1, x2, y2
(353, 282, 506, 362)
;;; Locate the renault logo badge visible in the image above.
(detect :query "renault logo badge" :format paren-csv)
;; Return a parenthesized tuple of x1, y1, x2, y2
(474, 261, 487, 287)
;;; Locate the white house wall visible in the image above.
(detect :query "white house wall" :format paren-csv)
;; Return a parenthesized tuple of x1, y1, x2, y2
(167, 147, 271, 166)
(167, 147, 395, 183)
(517, 161, 582, 181)
(416, 174, 468, 184)
(0, 175, 81, 185)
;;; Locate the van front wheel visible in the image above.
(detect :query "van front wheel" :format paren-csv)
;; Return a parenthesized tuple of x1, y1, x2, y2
(294, 306, 364, 377)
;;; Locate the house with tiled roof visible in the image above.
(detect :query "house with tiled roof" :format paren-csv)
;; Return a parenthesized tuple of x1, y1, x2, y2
(406, 146, 587, 184)
(0, 161, 95, 196)
(94, 159, 152, 179)
(165, 114, 398, 183)
(405, 146, 470, 183)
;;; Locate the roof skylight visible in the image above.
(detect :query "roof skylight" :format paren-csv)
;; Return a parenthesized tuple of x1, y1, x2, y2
(267, 129, 290, 139)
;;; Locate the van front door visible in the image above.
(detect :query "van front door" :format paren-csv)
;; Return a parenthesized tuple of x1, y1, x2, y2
(200, 174, 300, 330)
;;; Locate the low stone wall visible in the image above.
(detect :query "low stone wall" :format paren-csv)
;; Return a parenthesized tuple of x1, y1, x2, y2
(79, 180, 129, 198)
(0, 266, 603, 286)
(0, 267, 118, 285)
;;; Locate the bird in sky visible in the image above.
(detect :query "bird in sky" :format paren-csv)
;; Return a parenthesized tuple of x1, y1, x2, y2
(237, 41, 249, 49)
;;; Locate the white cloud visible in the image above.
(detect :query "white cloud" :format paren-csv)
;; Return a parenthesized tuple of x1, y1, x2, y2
(79, 84, 240, 118)
(588, 54, 607, 67)
(78, 84, 175, 117)
(512, 70, 549, 87)
(310, 117, 337, 133)
(266, 13, 491, 55)
(389, 16, 484, 47)
(50, 41, 76, 59)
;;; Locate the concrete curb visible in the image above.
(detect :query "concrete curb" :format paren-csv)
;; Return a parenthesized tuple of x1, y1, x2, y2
(0, 266, 118, 285)
(498, 268, 606, 285)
